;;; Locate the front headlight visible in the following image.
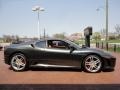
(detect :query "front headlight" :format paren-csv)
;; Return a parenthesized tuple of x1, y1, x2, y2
(102, 53, 115, 59)
(103, 50, 112, 54)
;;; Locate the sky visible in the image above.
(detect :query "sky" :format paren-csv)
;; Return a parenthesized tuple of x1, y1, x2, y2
(0, 0, 120, 37)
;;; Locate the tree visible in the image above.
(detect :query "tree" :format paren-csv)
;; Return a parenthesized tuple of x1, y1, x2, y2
(3, 35, 20, 43)
(53, 32, 66, 39)
(100, 29, 106, 36)
(109, 35, 116, 40)
(115, 24, 120, 39)
(3, 35, 13, 42)
(92, 32, 101, 42)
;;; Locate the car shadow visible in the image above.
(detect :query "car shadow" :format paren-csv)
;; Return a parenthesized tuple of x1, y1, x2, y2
(8, 66, 82, 72)
(8, 66, 114, 72)
(29, 67, 82, 72)
(102, 69, 114, 72)
(8, 66, 13, 70)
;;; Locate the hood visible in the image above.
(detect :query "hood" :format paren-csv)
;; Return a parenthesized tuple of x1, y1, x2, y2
(80, 47, 113, 56)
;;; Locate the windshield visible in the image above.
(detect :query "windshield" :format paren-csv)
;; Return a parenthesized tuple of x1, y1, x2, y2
(66, 40, 81, 49)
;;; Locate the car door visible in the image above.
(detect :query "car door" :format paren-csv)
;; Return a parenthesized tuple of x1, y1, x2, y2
(43, 40, 81, 67)
(28, 40, 46, 63)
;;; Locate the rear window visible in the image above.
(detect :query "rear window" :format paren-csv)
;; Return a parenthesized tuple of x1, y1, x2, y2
(35, 41, 46, 48)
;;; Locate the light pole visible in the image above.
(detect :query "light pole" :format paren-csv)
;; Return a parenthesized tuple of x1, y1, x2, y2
(32, 6, 45, 39)
(43, 28, 46, 39)
(105, 0, 108, 43)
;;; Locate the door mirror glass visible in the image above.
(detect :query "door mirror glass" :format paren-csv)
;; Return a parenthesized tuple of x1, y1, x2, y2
(82, 45, 87, 48)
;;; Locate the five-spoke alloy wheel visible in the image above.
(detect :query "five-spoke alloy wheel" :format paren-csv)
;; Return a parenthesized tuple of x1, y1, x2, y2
(10, 53, 28, 71)
(84, 55, 102, 73)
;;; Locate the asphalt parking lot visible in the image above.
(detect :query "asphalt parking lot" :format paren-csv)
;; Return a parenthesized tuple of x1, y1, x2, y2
(0, 50, 120, 84)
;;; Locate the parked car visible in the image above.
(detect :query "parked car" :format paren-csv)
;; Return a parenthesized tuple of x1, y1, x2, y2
(4, 39, 116, 73)
(12, 41, 24, 44)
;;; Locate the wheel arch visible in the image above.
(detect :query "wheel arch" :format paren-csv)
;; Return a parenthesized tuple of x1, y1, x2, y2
(8, 51, 28, 65)
(81, 53, 104, 70)
(83, 53, 102, 60)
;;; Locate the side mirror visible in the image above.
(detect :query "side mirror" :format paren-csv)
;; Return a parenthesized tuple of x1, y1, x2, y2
(70, 46, 75, 54)
(82, 45, 87, 48)
(31, 44, 35, 48)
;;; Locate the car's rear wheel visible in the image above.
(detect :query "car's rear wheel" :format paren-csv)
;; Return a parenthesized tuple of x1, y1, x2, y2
(10, 53, 28, 71)
(83, 55, 102, 73)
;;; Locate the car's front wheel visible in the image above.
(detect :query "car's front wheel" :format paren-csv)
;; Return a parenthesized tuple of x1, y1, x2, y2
(83, 55, 102, 73)
(10, 53, 28, 71)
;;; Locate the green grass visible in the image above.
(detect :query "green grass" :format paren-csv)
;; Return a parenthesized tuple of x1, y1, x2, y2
(91, 40, 120, 44)
(90, 39, 120, 53)
(108, 40, 120, 43)
(106, 46, 120, 53)
(116, 47, 120, 52)
(72, 39, 120, 45)
(73, 39, 120, 53)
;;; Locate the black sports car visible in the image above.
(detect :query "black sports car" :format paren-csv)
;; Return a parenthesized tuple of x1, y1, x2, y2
(4, 39, 116, 73)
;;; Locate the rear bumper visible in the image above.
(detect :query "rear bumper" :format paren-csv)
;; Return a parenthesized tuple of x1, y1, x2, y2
(4, 50, 11, 65)
(4, 55, 10, 65)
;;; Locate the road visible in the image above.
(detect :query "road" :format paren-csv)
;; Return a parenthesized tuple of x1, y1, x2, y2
(0, 51, 120, 84)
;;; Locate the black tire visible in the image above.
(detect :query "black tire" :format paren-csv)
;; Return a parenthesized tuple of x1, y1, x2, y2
(83, 55, 102, 73)
(10, 53, 28, 71)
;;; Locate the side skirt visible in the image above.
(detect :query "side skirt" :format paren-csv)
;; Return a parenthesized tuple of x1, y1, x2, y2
(30, 64, 81, 69)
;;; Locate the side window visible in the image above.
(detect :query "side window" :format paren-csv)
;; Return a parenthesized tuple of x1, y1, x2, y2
(47, 40, 70, 49)
(35, 41, 46, 48)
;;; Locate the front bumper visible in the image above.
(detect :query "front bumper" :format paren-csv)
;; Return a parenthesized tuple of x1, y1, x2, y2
(102, 56, 116, 70)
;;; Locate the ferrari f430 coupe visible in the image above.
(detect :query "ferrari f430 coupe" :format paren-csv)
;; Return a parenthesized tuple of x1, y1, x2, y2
(4, 39, 116, 73)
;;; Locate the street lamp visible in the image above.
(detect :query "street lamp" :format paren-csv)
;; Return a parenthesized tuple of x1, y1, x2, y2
(32, 6, 45, 39)
(96, 0, 109, 43)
